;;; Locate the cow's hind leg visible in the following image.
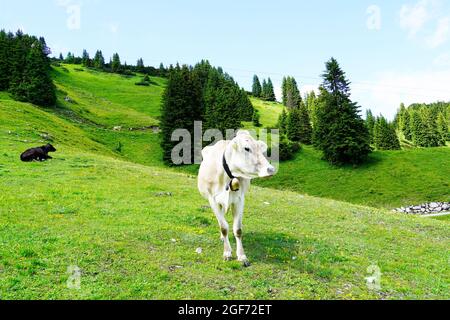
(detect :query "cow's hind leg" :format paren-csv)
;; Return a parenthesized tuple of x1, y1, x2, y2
(208, 197, 232, 261)
(231, 200, 250, 267)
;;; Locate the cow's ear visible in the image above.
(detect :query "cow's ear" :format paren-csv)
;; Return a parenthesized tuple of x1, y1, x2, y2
(258, 141, 268, 153)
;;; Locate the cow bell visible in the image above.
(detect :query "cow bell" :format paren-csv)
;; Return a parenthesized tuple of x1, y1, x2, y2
(230, 178, 240, 191)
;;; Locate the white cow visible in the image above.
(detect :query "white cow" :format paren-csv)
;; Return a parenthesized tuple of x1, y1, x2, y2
(198, 130, 275, 266)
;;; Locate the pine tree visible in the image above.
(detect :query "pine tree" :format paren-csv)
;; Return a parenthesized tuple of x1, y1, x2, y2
(252, 75, 262, 97)
(437, 112, 448, 145)
(65, 52, 75, 64)
(297, 102, 312, 144)
(261, 79, 268, 100)
(93, 50, 105, 69)
(266, 78, 276, 101)
(59, 52, 64, 61)
(0, 30, 11, 90)
(398, 103, 412, 141)
(281, 77, 287, 106)
(11, 40, 56, 106)
(287, 107, 302, 142)
(277, 108, 288, 135)
(82, 49, 90, 67)
(137, 58, 145, 73)
(313, 58, 371, 165)
(283, 76, 301, 108)
(160, 65, 203, 164)
(373, 116, 400, 150)
(365, 109, 376, 144)
(305, 91, 318, 128)
(111, 53, 121, 73)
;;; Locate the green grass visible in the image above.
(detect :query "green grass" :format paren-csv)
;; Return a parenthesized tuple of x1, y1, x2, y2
(256, 146, 450, 209)
(0, 138, 448, 299)
(0, 66, 449, 299)
(52, 64, 166, 128)
(247, 97, 284, 128)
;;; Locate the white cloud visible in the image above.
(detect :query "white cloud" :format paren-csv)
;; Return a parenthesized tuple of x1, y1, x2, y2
(352, 69, 450, 119)
(427, 17, 450, 48)
(400, 0, 432, 37)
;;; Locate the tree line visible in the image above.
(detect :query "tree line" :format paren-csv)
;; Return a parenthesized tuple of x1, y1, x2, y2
(0, 30, 55, 107)
(160, 60, 255, 164)
(59, 49, 168, 77)
(253, 58, 371, 165)
(252, 75, 276, 101)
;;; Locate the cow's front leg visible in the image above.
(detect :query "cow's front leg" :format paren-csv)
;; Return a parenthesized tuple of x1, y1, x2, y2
(232, 200, 250, 267)
(209, 197, 232, 261)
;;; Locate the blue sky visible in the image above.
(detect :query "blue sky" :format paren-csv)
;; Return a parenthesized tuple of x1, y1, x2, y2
(1, 0, 450, 119)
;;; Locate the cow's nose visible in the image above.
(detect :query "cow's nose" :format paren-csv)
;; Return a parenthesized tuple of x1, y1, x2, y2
(267, 166, 275, 175)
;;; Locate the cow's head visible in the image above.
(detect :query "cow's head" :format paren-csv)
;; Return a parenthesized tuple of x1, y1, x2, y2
(45, 144, 57, 152)
(228, 130, 276, 179)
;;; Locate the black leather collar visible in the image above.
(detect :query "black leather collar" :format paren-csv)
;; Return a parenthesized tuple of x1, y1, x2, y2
(223, 153, 239, 191)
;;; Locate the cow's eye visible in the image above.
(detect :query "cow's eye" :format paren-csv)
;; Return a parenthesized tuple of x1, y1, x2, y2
(244, 147, 251, 153)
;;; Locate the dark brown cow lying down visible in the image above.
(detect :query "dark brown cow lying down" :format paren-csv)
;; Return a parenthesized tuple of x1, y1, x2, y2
(20, 144, 57, 162)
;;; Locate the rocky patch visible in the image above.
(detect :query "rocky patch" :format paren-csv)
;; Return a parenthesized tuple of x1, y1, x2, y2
(393, 202, 450, 215)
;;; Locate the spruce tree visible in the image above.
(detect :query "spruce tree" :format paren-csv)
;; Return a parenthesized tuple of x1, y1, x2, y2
(160, 65, 203, 164)
(277, 108, 288, 135)
(0, 30, 11, 90)
(373, 116, 400, 150)
(252, 75, 262, 97)
(82, 49, 90, 67)
(266, 78, 276, 101)
(111, 53, 121, 73)
(59, 52, 64, 61)
(437, 112, 448, 145)
(287, 107, 302, 142)
(365, 109, 376, 144)
(305, 91, 318, 128)
(283, 77, 301, 108)
(137, 58, 145, 73)
(281, 77, 287, 106)
(11, 40, 56, 106)
(313, 58, 371, 165)
(93, 50, 105, 69)
(297, 102, 312, 144)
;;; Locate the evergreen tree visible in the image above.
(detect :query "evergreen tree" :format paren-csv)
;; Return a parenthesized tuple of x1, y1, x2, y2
(282, 76, 301, 108)
(287, 107, 302, 142)
(313, 58, 371, 165)
(0, 30, 11, 90)
(160, 65, 203, 164)
(93, 50, 105, 69)
(261, 79, 268, 99)
(65, 52, 75, 64)
(305, 91, 318, 128)
(410, 110, 426, 147)
(365, 109, 376, 144)
(297, 102, 312, 144)
(59, 52, 64, 61)
(10, 40, 56, 106)
(252, 109, 261, 127)
(277, 108, 288, 135)
(373, 116, 400, 150)
(137, 58, 145, 73)
(281, 77, 287, 106)
(252, 75, 262, 97)
(398, 103, 412, 140)
(266, 78, 276, 101)
(111, 53, 121, 73)
(81, 49, 90, 67)
(437, 112, 448, 145)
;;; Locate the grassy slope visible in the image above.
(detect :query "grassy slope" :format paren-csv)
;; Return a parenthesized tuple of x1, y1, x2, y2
(0, 68, 449, 299)
(256, 145, 450, 210)
(0, 122, 448, 299)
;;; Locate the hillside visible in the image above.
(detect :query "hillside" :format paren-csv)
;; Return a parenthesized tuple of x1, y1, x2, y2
(0, 65, 449, 299)
(0, 99, 449, 299)
(256, 146, 450, 210)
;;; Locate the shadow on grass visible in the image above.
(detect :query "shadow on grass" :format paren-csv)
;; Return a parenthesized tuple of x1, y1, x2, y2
(245, 231, 298, 265)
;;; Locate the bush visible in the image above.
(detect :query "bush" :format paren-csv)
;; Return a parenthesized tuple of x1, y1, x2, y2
(278, 135, 301, 161)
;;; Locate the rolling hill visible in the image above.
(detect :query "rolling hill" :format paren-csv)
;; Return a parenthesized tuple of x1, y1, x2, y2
(0, 64, 448, 299)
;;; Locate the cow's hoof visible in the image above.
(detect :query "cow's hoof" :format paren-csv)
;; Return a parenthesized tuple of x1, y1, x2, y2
(223, 252, 232, 261)
(242, 260, 251, 268)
